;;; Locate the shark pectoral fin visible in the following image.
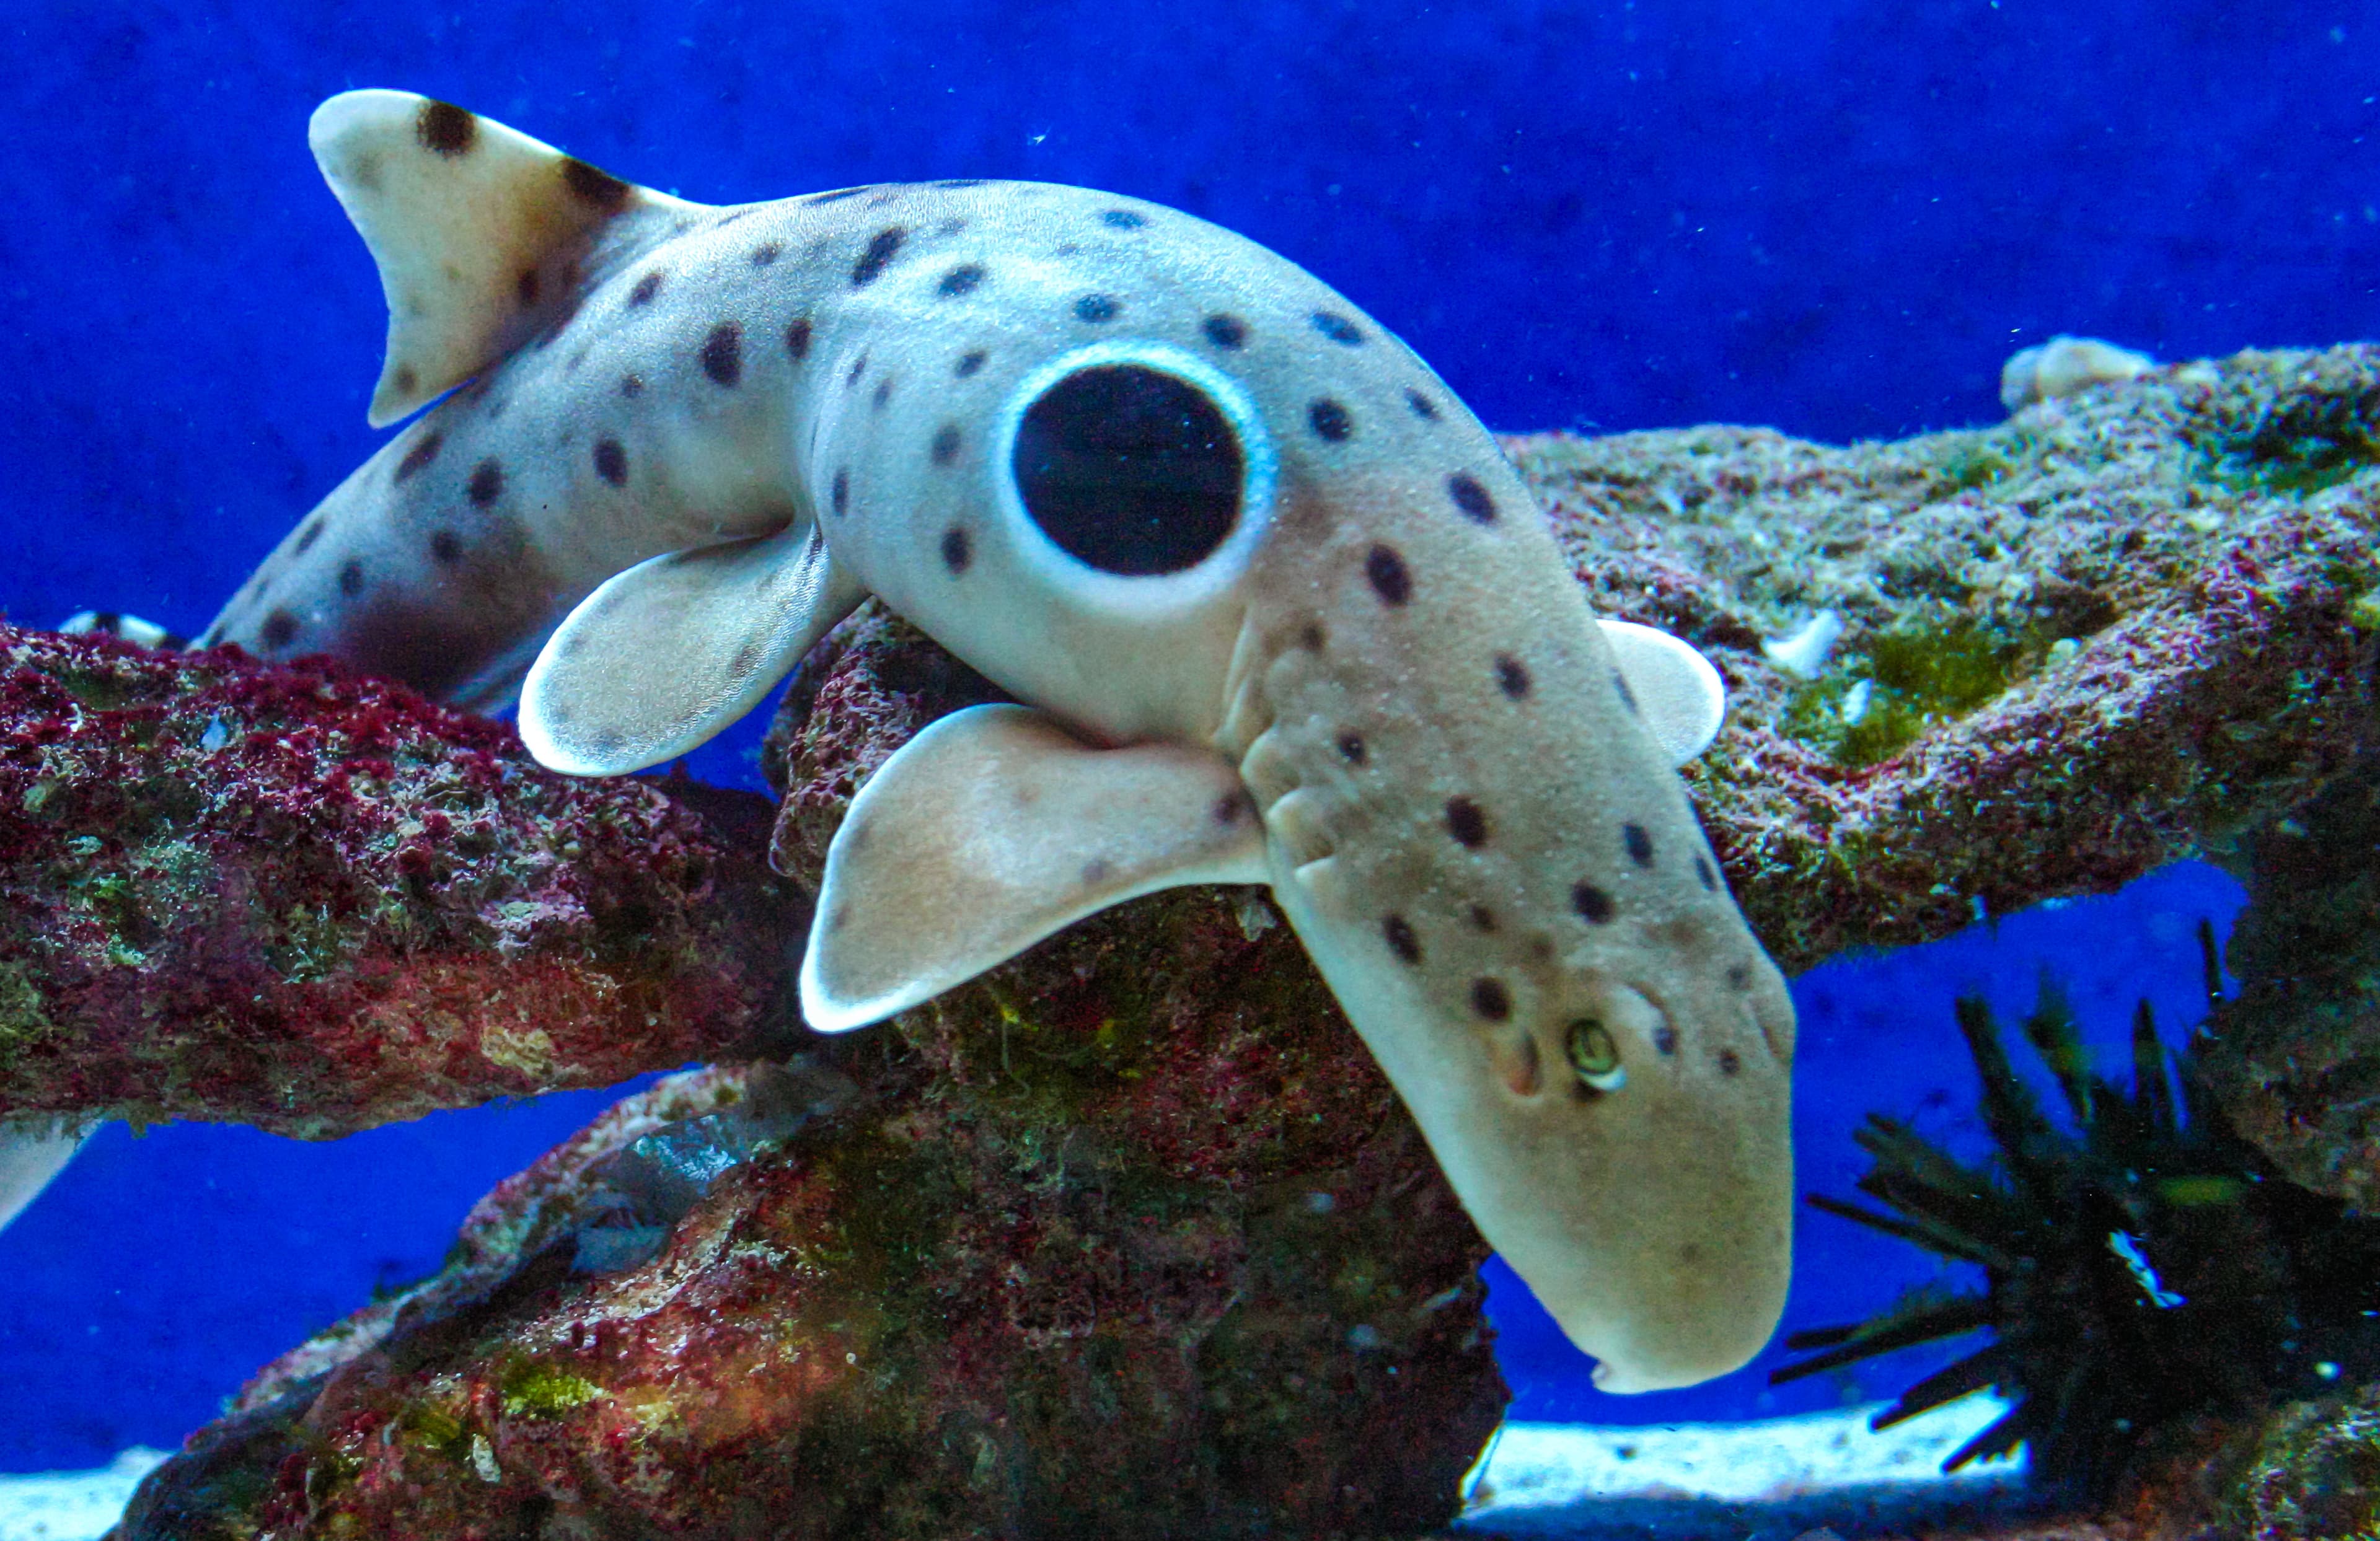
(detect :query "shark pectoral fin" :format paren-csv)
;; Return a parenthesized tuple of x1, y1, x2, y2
(519, 525, 865, 776)
(1598, 619, 1727, 765)
(801, 704, 1267, 1033)
(309, 89, 710, 427)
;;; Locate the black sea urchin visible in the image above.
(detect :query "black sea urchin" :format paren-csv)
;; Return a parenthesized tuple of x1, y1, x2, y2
(1773, 954, 2380, 1499)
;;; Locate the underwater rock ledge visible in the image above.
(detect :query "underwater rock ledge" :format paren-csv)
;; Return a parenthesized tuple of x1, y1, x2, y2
(0, 628, 797, 1137)
(1519, 343, 2375, 969)
(14, 346, 2373, 1137)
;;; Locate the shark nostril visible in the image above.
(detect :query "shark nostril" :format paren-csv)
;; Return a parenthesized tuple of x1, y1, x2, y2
(1499, 1032, 1541, 1097)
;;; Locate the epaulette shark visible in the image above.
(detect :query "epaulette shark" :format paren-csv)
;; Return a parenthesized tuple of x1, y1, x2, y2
(126, 90, 1796, 1390)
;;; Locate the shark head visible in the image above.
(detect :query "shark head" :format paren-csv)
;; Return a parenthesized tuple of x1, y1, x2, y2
(193, 90, 1797, 1390)
(1207, 358, 1799, 1390)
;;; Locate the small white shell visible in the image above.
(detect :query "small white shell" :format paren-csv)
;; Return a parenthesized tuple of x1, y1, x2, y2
(2001, 335, 2154, 412)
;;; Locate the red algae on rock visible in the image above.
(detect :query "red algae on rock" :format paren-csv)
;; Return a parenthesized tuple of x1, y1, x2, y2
(121, 931, 1502, 1537)
(0, 626, 797, 1137)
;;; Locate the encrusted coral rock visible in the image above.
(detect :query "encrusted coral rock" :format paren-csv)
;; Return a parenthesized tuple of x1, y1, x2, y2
(2222, 1385, 2380, 1540)
(2200, 753, 2380, 1206)
(1517, 345, 2376, 969)
(0, 627, 796, 1136)
(121, 926, 1502, 1537)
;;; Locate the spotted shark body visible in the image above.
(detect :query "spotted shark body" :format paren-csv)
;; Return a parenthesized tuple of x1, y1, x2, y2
(187, 90, 1797, 1390)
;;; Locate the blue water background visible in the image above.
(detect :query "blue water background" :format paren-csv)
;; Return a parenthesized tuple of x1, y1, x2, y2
(0, 0, 2348, 1470)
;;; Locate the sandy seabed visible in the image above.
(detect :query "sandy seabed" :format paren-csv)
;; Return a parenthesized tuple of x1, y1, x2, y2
(0, 1395, 2022, 1541)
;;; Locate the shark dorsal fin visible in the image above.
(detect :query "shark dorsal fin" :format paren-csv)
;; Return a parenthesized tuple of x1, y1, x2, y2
(309, 89, 706, 426)
(1598, 619, 1727, 765)
(521, 525, 865, 776)
(801, 705, 1269, 1033)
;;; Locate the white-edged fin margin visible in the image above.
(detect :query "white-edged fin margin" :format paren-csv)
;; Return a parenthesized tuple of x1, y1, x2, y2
(801, 704, 1268, 1032)
(520, 525, 865, 776)
(309, 89, 707, 427)
(1598, 620, 1727, 765)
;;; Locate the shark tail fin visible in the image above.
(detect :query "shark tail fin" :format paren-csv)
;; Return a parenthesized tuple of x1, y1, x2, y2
(309, 89, 708, 427)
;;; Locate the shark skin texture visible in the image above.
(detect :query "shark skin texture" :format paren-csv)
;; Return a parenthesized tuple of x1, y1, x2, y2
(198, 90, 1796, 1392)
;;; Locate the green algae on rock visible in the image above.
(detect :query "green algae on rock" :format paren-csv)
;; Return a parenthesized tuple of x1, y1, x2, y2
(0, 626, 798, 1137)
(1515, 344, 2380, 969)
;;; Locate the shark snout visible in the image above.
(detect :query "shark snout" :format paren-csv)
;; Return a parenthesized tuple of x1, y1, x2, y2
(1488, 964, 1796, 1392)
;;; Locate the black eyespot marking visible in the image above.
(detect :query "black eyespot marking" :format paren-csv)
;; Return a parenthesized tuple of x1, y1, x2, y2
(1405, 389, 1440, 421)
(333, 559, 364, 597)
(260, 610, 298, 649)
(1011, 364, 1244, 576)
(1494, 654, 1531, 699)
(1467, 904, 1496, 933)
(1572, 882, 1615, 924)
(515, 268, 540, 307)
(852, 226, 906, 286)
(560, 158, 632, 213)
(1447, 473, 1496, 524)
(593, 439, 628, 486)
(294, 519, 324, 555)
(930, 424, 962, 466)
(1445, 797, 1488, 848)
(785, 318, 813, 361)
(1695, 855, 1717, 892)
(467, 459, 504, 507)
(873, 377, 894, 410)
(831, 468, 851, 516)
(393, 364, 418, 397)
(751, 242, 782, 266)
(628, 271, 664, 306)
(1202, 314, 1248, 349)
(938, 264, 985, 297)
(846, 354, 869, 388)
(1337, 732, 1367, 765)
(1727, 963, 1753, 991)
(1364, 545, 1411, 605)
(416, 100, 477, 157)
(1623, 823, 1655, 867)
(940, 525, 972, 574)
(1310, 311, 1364, 346)
(1299, 622, 1327, 651)
(1717, 1048, 1742, 1076)
(1653, 1024, 1680, 1056)
(955, 349, 987, 378)
(1101, 209, 1147, 229)
(700, 322, 744, 387)
(1613, 669, 1640, 714)
(1471, 978, 1513, 1021)
(1382, 915, 1422, 965)
(430, 530, 464, 566)
(620, 373, 645, 398)
(1308, 399, 1353, 442)
(1073, 294, 1119, 323)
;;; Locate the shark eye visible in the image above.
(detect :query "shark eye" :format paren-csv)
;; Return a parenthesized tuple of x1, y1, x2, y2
(1010, 363, 1245, 576)
(1564, 1017, 1627, 1094)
